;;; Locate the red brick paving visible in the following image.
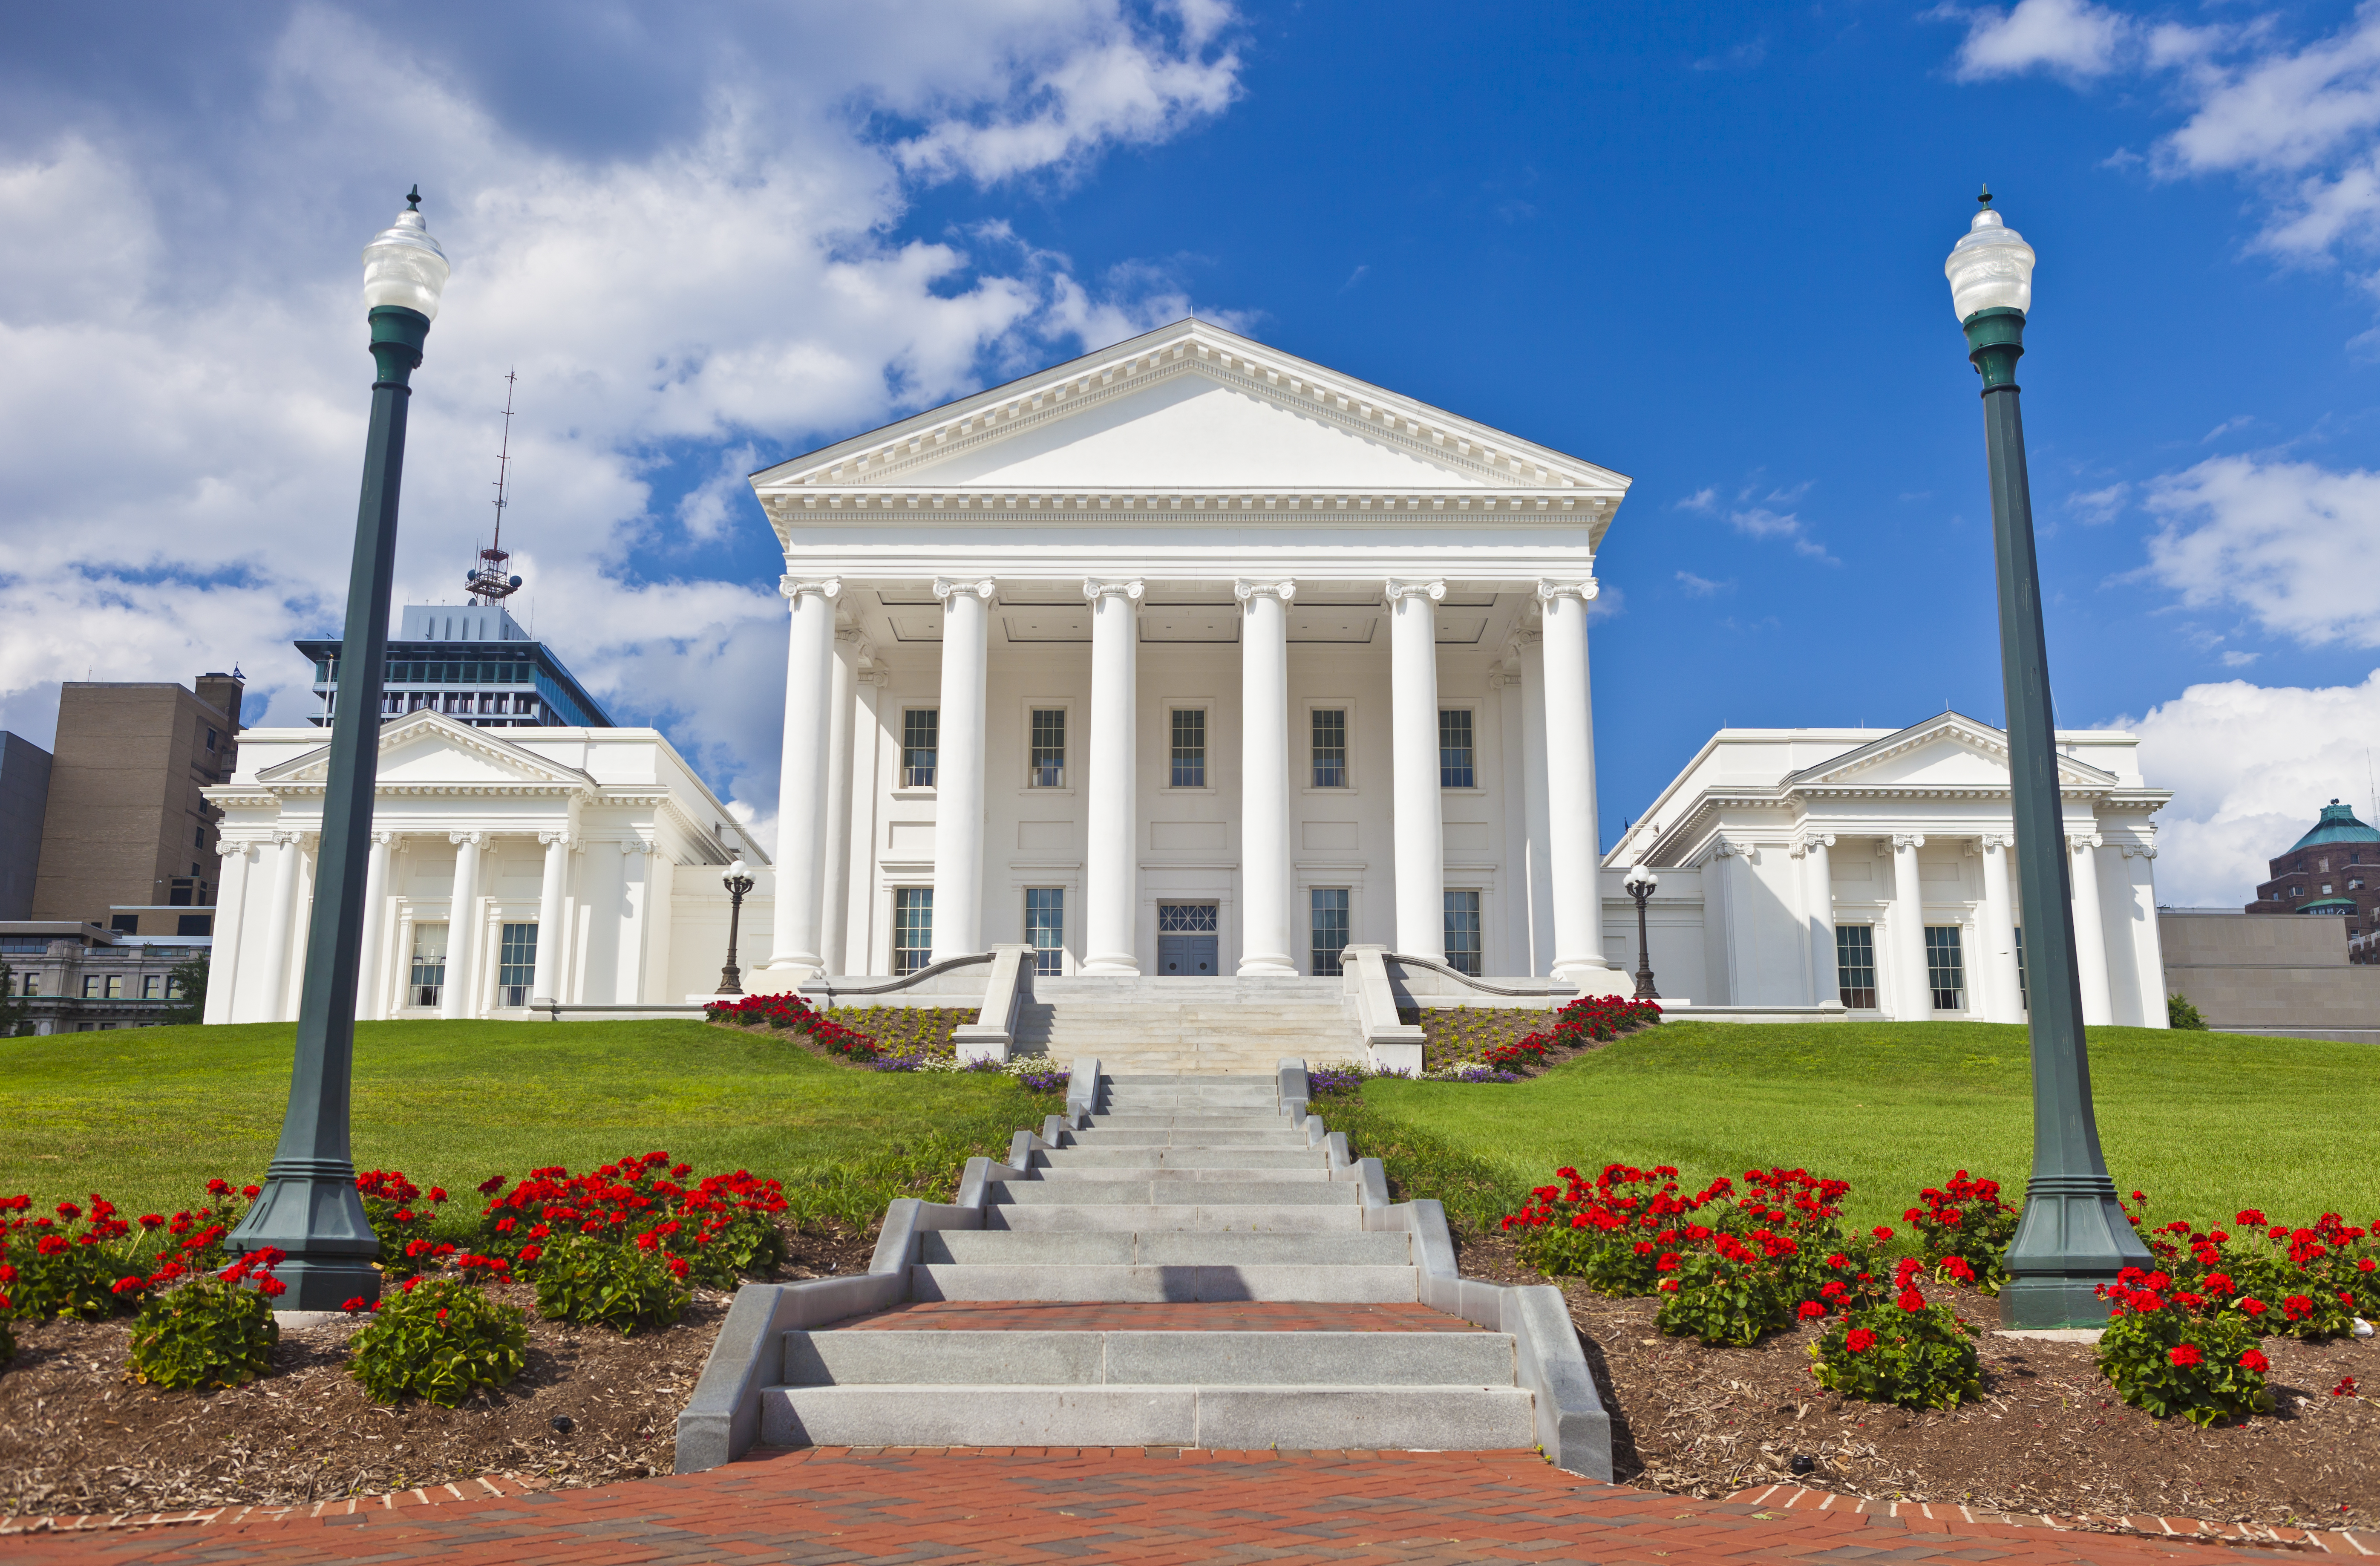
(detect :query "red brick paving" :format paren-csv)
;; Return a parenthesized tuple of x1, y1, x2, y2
(1, 1448, 2308, 1566)
(839, 1301, 1488, 1332)
(1728, 1484, 2373, 1555)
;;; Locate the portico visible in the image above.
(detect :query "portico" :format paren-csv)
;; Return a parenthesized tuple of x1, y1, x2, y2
(743, 320, 1634, 991)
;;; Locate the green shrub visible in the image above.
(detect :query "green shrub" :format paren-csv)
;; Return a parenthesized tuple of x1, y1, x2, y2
(1903, 1170, 2021, 1294)
(2097, 1269, 2271, 1425)
(128, 1275, 279, 1390)
(3, 1232, 126, 1321)
(1810, 1301, 1982, 1409)
(349, 1277, 527, 1407)
(531, 1235, 689, 1333)
(1654, 1249, 1793, 1347)
(2167, 992, 2208, 1030)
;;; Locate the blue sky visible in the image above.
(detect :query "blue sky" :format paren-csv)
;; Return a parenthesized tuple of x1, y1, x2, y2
(5, 0, 2380, 903)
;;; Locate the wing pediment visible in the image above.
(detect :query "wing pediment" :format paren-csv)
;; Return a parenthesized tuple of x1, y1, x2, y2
(1786, 715, 2119, 792)
(256, 711, 595, 792)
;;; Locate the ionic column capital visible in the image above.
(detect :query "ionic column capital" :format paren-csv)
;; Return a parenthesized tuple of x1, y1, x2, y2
(934, 577, 996, 604)
(2068, 831, 2105, 852)
(780, 576, 842, 603)
(538, 830, 576, 849)
(370, 831, 402, 848)
(271, 829, 304, 848)
(449, 831, 487, 848)
(2119, 843, 2158, 860)
(1233, 579, 1296, 604)
(1891, 833, 1926, 851)
(1083, 578, 1144, 603)
(1977, 832, 2013, 852)
(1789, 832, 1836, 858)
(1534, 577, 1600, 605)
(1383, 578, 1445, 604)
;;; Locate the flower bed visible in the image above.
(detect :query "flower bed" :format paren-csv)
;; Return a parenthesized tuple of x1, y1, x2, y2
(1419, 995, 1661, 1079)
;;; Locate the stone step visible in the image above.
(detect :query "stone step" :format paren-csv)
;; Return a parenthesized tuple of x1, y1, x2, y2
(907, 1263, 1420, 1303)
(1069, 1130, 1310, 1148)
(987, 1180, 1358, 1206)
(781, 1329, 1514, 1387)
(985, 1203, 1365, 1233)
(1035, 1165, 1335, 1183)
(1040, 1148, 1323, 1171)
(1084, 1114, 1287, 1130)
(916, 1231, 1411, 1266)
(758, 1383, 1536, 1451)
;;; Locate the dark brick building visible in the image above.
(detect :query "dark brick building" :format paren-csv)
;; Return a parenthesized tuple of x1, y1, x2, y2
(2246, 799, 2380, 961)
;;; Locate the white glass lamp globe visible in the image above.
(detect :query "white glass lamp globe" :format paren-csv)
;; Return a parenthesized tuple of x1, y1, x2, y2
(1945, 203, 2036, 323)
(724, 857, 749, 885)
(1625, 865, 1659, 894)
(361, 198, 451, 320)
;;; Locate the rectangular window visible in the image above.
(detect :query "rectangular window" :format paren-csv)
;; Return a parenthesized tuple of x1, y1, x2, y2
(205, 726, 219, 752)
(498, 923, 538, 1007)
(1836, 926, 1878, 1009)
(1925, 926, 1966, 1011)
(2014, 926, 2027, 1011)
(893, 889, 934, 975)
(1025, 888, 1064, 975)
(143, 975, 162, 999)
(177, 914, 212, 937)
(901, 709, 939, 788)
(107, 974, 124, 998)
(1170, 708, 1207, 788)
(1439, 709, 1476, 788)
(1029, 708, 1066, 788)
(164, 974, 185, 999)
(84, 974, 104, 998)
(1311, 708, 1348, 788)
(1311, 888, 1351, 976)
(110, 914, 139, 934)
(410, 924, 448, 1009)
(1444, 889, 1483, 976)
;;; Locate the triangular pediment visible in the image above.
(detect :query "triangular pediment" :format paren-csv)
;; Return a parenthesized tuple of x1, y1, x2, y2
(751, 319, 1630, 522)
(1787, 714, 2118, 792)
(257, 710, 596, 792)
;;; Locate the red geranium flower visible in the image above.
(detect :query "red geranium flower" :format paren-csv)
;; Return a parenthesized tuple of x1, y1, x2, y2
(1798, 1301, 1827, 1320)
(2239, 1349, 2270, 1373)
(2168, 1344, 2203, 1367)
(1845, 1328, 1877, 1353)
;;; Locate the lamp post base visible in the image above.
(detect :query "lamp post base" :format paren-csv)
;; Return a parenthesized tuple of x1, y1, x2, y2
(228, 1161, 383, 1311)
(1997, 1174, 2154, 1330)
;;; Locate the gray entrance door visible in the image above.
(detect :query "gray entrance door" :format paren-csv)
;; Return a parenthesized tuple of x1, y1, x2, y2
(1157, 903, 1220, 975)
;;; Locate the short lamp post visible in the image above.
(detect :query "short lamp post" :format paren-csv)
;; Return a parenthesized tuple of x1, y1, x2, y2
(1622, 865, 1660, 1001)
(716, 859, 755, 995)
(228, 192, 450, 1310)
(1945, 189, 2152, 1328)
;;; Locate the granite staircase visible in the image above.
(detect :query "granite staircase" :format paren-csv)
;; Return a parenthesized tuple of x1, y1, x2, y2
(1010, 978, 1363, 1072)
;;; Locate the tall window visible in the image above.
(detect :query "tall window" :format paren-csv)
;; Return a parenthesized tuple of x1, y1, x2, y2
(83, 975, 104, 998)
(2014, 926, 2027, 1011)
(893, 888, 934, 975)
(1924, 926, 1965, 1011)
(1311, 709, 1348, 788)
(1311, 888, 1351, 975)
(902, 709, 939, 788)
(1439, 709, 1476, 788)
(498, 923, 539, 1007)
(1024, 888, 1064, 975)
(1170, 708, 1207, 787)
(1835, 926, 1878, 1009)
(1444, 889, 1483, 976)
(1029, 709, 1066, 788)
(410, 924, 447, 1008)
(142, 975, 162, 999)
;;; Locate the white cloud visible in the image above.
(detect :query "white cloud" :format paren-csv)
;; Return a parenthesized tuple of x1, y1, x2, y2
(2123, 671, 2380, 904)
(2139, 454, 2380, 649)
(2069, 480, 2131, 523)
(0, 1, 1246, 820)
(1674, 570, 1730, 597)
(1675, 481, 1836, 561)
(1946, 0, 2133, 82)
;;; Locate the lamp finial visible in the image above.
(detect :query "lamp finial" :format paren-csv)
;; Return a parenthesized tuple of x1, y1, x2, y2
(1978, 183, 1993, 208)
(406, 185, 423, 211)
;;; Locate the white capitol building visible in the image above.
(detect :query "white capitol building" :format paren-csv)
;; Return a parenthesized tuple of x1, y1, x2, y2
(203, 321, 2170, 1059)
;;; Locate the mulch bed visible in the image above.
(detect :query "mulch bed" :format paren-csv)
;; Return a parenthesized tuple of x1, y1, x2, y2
(1452, 1229, 2380, 1531)
(0, 1227, 874, 1520)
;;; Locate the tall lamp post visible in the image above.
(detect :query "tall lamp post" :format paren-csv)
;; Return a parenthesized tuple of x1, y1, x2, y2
(1622, 865, 1660, 1001)
(1945, 190, 2151, 1328)
(717, 858, 755, 995)
(228, 192, 449, 1310)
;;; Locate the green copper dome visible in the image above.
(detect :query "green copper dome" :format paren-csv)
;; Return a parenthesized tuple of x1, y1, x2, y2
(2289, 800, 2380, 852)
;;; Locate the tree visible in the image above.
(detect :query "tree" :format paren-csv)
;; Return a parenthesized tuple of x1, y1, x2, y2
(0, 961, 30, 1038)
(161, 952, 210, 1027)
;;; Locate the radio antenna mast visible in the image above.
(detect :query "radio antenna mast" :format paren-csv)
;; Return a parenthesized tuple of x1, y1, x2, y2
(466, 370, 524, 606)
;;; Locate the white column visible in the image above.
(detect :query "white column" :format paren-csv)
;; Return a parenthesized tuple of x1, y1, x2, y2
(393, 907, 416, 1010)
(2121, 844, 2168, 1028)
(1889, 833, 1931, 1018)
(1537, 580, 1614, 981)
(1519, 631, 1553, 975)
(257, 831, 303, 1023)
(204, 842, 253, 1025)
(844, 671, 887, 973)
(1798, 833, 1836, 1005)
(2069, 832, 2114, 1026)
(355, 832, 397, 1021)
(441, 831, 484, 1020)
(1386, 579, 1447, 961)
(1494, 663, 1530, 976)
(1236, 580, 1297, 976)
(766, 576, 840, 978)
(1979, 833, 2023, 1022)
(616, 840, 655, 1001)
(931, 577, 994, 961)
(533, 830, 572, 1004)
(820, 630, 861, 975)
(1082, 578, 1143, 974)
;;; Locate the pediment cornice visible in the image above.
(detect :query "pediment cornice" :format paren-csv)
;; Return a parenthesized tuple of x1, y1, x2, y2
(252, 711, 598, 796)
(1781, 714, 2119, 791)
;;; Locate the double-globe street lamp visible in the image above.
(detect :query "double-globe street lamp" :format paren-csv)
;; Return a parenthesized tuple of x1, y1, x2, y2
(227, 192, 450, 1310)
(717, 859, 755, 996)
(1945, 190, 2152, 1328)
(1622, 865, 1660, 1001)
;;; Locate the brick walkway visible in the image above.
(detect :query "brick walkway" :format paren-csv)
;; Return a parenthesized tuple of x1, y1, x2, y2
(1, 1447, 2306, 1566)
(840, 1301, 1490, 1331)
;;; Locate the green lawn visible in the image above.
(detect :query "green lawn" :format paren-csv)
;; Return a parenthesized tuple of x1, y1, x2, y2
(1343, 1021, 2380, 1237)
(0, 1020, 1052, 1230)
